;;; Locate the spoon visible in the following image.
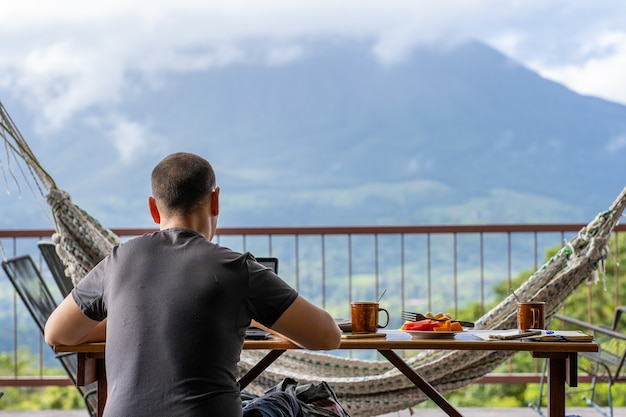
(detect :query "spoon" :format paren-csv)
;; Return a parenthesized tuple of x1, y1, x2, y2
(377, 289, 387, 303)
(510, 287, 521, 303)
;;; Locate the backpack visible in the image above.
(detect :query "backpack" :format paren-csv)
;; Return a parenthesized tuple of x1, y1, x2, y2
(242, 378, 350, 417)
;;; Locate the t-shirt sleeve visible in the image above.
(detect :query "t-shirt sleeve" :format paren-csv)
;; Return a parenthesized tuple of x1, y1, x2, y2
(245, 256, 298, 327)
(71, 260, 108, 322)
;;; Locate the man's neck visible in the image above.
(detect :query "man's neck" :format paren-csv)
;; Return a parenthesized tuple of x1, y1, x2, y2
(159, 215, 211, 239)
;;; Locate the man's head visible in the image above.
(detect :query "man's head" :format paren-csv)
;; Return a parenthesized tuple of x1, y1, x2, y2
(151, 152, 216, 215)
(149, 153, 220, 238)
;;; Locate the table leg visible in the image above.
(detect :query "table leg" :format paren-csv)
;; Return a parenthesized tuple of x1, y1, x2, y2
(378, 350, 462, 417)
(532, 352, 578, 417)
(238, 350, 286, 390)
(77, 353, 107, 417)
(547, 356, 566, 417)
(97, 359, 107, 417)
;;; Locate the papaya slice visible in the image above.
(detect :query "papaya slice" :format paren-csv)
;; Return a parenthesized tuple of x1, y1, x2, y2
(450, 321, 463, 332)
(433, 320, 451, 331)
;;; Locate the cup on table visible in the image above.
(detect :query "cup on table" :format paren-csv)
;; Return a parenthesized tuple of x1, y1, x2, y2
(350, 302, 390, 333)
(517, 301, 545, 330)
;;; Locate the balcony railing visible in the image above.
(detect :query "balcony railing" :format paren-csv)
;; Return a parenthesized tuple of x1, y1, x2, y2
(1, 223, 624, 388)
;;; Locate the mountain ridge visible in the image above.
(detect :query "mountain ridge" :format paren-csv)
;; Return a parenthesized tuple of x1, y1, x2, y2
(2, 39, 625, 229)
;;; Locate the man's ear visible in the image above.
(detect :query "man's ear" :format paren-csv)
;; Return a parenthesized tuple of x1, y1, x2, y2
(148, 197, 161, 224)
(211, 187, 220, 216)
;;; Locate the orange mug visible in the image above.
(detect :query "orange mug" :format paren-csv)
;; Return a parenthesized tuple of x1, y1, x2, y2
(517, 302, 545, 330)
(351, 302, 390, 333)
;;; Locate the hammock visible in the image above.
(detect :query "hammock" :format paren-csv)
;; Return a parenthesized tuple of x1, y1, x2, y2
(2, 99, 625, 416)
(237, 194, 626, 415)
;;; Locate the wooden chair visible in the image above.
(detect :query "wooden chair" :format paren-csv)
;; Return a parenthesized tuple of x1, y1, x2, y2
(2, 254, 98, 416)
(531, 307, 626, 417)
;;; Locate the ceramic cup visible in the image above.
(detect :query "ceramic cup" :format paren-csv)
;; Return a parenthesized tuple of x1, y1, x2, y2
(351, 302, 390, 333)
(517, 301, 545, 330)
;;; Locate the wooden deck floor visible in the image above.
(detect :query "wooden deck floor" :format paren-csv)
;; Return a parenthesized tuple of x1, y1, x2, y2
(380, 406, 623, 416)
(0, 407, 622, 417)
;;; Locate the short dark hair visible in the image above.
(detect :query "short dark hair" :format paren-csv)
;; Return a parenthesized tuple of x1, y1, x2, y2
(151, 152, 216, 215)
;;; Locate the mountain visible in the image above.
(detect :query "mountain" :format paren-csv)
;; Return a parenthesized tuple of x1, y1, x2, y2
(2, 39, 625, 229)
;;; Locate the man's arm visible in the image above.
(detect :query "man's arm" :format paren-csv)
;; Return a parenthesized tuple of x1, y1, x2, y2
(44, 294, 106, 346)
(268, 295, 341, 350)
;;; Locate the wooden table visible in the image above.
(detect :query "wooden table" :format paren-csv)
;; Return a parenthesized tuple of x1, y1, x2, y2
(55, 330, 597, 417)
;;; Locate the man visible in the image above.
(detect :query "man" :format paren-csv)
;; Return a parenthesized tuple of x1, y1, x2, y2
(45, 152, 342, 416)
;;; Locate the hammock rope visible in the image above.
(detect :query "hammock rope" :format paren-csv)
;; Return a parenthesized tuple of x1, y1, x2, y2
(1, 99, 121, 273)
(1, 100, 56, 195)
(2, 99, 625, 416)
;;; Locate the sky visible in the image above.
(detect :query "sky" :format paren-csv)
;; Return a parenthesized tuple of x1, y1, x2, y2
(1, 0, 626, 198)
(2, 2, 626, 130)
(2, 1, 626, 159)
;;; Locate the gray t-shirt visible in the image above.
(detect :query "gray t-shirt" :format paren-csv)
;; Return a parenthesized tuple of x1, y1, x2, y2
(72, 228, 298, 417)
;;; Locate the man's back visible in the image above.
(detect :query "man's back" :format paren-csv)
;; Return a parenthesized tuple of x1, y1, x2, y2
(72, 228, 298, 416)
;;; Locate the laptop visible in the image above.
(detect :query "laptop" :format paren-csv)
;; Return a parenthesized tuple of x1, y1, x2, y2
(245, 256, 279, 340)
(255, 257, 278, 274)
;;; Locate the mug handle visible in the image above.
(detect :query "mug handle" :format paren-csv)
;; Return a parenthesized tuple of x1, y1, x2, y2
(378, 308, 390, 328)
(530, 308, 538, 328)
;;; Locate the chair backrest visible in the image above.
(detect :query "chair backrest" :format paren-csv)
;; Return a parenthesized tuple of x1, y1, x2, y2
(610, 306, 626, 380)
(612, 306, 626, 332)
(554, 311, 626, 383)
(2, 255, 59, 332)
(38, 241, 74, 298)
(2, 254, 98, 416)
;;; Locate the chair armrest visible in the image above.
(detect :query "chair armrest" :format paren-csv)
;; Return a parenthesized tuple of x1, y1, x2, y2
(553, 314, 626, 341)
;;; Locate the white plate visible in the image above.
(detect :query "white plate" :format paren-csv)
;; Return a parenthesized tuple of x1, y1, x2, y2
(403, 330, 463, 339)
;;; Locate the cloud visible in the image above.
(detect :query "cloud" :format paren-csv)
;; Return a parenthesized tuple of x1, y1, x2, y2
(106, 117, 150, 163)
(2, 0, 626, 162)
(266, 45, 305, 67)
(15, 41, 125, 132)
(525, 31, 626, 105)
(83, 113, 166, 164)
(607, 134, 626, 153)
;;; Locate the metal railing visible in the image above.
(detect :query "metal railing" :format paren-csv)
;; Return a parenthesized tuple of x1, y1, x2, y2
(1, 223, 624, 387)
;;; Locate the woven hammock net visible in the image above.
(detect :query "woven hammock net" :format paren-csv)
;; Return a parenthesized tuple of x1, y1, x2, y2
(2, 100, 626, 416)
